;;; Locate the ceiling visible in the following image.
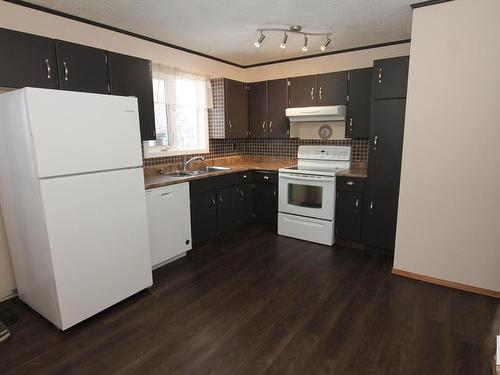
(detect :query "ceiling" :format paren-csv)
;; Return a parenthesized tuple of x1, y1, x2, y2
(22, 0, 415, 66)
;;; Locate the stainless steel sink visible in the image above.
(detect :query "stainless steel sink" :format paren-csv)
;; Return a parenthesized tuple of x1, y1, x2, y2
(158, 166, 229, 177)
(206, 166, 231, 172)
(159, 169, 208, 177)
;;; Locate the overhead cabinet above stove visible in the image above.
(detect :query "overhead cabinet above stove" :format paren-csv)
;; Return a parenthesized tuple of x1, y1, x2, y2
(288, 72, 347, 107)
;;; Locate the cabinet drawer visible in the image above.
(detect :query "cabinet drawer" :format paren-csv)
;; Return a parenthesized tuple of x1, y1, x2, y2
(253, 171, 278, 184)
(190, 173, 239, 195)
(239, 171, 254, 183)
(336, 177, 365, 192)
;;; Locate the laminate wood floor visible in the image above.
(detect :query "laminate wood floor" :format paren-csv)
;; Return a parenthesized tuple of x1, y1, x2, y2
(0, 225, 498, 374)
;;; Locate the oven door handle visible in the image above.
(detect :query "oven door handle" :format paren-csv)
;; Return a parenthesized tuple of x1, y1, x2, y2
(280, 174, 334, 183)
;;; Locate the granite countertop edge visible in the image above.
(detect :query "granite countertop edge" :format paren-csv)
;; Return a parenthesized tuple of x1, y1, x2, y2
(144, 158, 368, 190)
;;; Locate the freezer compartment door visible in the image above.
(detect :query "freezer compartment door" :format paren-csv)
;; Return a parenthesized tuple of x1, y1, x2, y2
(40, 167, 152, 330)
(25, 88, 143, 178)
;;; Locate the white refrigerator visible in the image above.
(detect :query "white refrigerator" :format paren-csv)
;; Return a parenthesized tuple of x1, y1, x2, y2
(0, 88, 153, 330)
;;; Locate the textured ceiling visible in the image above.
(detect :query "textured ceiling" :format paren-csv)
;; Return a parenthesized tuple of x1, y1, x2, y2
(23, 0, 415, 66)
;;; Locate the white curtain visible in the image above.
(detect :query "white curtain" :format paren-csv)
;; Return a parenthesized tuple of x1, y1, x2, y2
(151, 63, 212, 150)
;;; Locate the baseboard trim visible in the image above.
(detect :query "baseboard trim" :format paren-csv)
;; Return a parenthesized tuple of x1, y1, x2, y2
(391, 268, 500, 299)
(0, 291, 18, 303)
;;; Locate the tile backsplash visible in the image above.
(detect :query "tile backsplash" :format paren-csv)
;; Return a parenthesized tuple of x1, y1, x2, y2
(143, 76, 369, 167)
(143, 138, 368, 166)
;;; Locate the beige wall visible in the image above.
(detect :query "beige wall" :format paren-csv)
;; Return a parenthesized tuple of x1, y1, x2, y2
(0, 1, 410, 300)
(243, 43, 410, 82)
(394, 0, 500, 292)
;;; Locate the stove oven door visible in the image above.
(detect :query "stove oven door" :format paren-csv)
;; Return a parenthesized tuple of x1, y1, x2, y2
(278, 172, 335, 221)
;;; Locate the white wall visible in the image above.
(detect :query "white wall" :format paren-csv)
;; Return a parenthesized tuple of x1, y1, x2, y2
(0, 1, 410, 300)
(394, 0, 500, 293)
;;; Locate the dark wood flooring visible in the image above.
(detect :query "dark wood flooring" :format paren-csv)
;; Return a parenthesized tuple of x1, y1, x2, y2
(0, 225, 498, 374)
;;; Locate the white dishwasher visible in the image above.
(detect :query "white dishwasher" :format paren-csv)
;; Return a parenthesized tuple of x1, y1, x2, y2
(145, 182, 192, 269)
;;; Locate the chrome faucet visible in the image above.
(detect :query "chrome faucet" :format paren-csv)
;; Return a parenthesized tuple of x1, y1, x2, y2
(182, 156, 205, 172)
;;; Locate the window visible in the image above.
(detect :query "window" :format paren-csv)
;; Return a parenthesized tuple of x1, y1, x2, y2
(144, 64, 213, 158)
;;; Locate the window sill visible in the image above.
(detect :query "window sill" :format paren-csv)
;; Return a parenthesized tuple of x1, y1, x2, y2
(143, 143, 209, 159)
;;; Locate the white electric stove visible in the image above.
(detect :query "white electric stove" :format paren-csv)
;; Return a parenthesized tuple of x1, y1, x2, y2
(278, 145, 351, 246)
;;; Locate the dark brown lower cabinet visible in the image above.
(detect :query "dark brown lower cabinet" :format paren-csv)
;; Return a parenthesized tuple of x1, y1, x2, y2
(216, 186, 239, 235)
(190, 191, 217, 244)
(237, 183, 254, 226)
(335, 191, 364, 241)
(190, 172, 278, 245)
(254, 172, 278, 226)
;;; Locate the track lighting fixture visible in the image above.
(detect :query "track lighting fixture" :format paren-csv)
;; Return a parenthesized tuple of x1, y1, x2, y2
(254, 32, 265, 48)
(320, 36, 332, 51)
(280, 32, 288, 49)
(254, 26, 332, 52)
(302, 35, 308, 52)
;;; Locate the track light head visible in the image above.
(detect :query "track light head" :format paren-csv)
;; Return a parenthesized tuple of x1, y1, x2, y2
(302, 35, 308, 52)
(280, 32, 288, 49)
(254, 32, 265, 48)
(320, 36, 332, 51)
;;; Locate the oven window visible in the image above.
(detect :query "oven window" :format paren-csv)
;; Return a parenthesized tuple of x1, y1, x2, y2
(288, 183, 323, 209)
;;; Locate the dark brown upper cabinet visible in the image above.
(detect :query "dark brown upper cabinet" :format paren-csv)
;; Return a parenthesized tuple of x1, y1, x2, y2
(55, 40, 110, 94)
(249, 81, 267, 138)
(373, 56, 410, 100)
(288, 75, 317, 107)
(108, 52, 156, 141)
(289, 72, 347, 107)
(345, 68, 372, 138)
(267, 79, 289, 138)
(248, 79, 289, 139)
(224, 79, 249, 139)
(317, 72, 348, 106)
(0, 28, 59, 89)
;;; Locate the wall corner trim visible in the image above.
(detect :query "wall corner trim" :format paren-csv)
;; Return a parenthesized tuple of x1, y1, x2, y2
(392, 268, 500, 299)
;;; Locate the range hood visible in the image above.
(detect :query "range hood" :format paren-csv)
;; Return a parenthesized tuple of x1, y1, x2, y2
(286, 105, 346, 123)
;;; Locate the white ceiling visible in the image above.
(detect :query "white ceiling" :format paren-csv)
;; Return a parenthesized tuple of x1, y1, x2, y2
(24, 0, 415, 66)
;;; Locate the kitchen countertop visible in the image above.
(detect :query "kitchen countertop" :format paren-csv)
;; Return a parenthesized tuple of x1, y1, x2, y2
(336, 162, 368, 178)
(144, 156, 297, 190)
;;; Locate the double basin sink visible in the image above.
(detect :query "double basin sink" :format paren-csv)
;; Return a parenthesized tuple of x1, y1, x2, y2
(159, 165, 231, 178)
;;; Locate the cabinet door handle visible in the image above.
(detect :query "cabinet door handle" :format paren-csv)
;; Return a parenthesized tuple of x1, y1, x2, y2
(240, 189, 244, 199)
(347, 180, 354, 186)
(349, 118, 353, 131)
(319, 86, 323, 100)
(211, 195, 216, 208)
(263, 175, 269, 180)
(273, 189, 277, 197)
(45, 59, 52, 79)
(63, 61, 69, 81)
(228, 121, 232, 132)
(369, 201, 374, 214)
(373, 135, 378, 150)
(310, 87, 315, 101)
(378, 67, 383, 83)
(355, 198, 360, 209)
(218, 193, 223, 207)
(262, 121, 266, 133)
(269, 121, 273, 133)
